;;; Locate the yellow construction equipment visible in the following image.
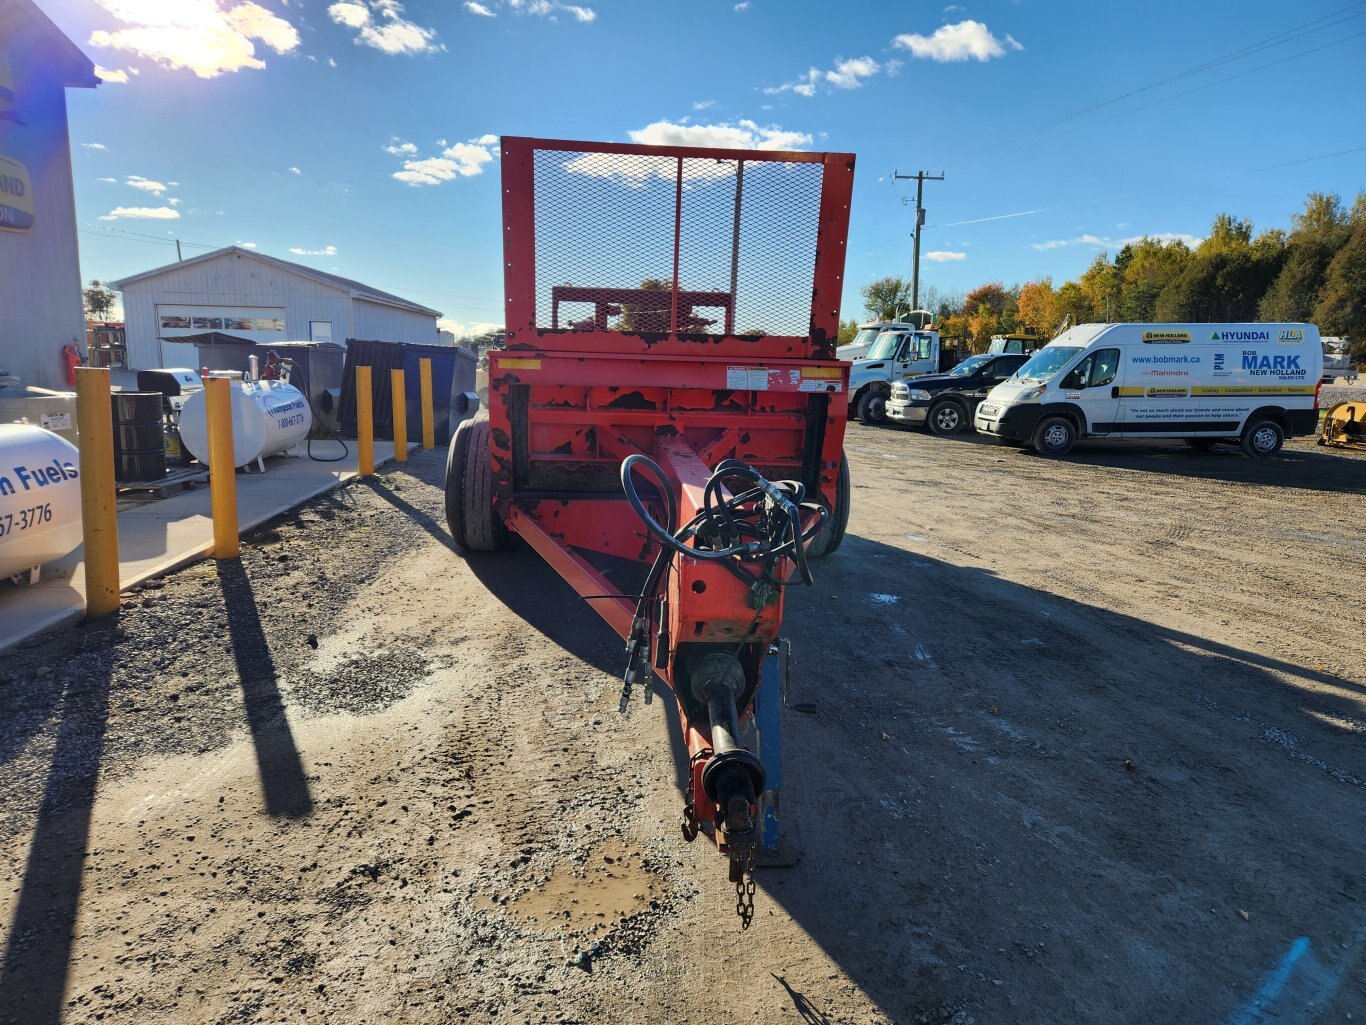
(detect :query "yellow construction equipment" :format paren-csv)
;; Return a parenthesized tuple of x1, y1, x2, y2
(1318, 401, 1366, 451)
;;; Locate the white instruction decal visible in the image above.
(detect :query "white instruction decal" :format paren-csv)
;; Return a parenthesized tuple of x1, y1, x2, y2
(40, 412, 72, 431)
(799, 379, 842, 393)
(726, 366, 749, 390)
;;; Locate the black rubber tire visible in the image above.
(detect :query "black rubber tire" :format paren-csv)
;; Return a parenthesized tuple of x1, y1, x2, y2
(856, 389, 887, 426)
(1240, 418, 1284, 458)
(444, 414, 506, 552)
(808, 455, 851, 559)
(1184, 437, 1218, 452)
(1031, 415, 1077, 457)
(927, 400, 966, 436)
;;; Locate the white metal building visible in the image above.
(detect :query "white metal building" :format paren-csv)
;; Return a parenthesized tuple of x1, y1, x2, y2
(113, 246, 443, 370)
(0, 0, 98, 390)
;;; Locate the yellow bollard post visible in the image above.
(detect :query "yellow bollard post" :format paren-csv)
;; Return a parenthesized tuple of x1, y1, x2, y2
(390, 368, 407, 462)
(356, 365, 374, 476)
(204, 375, 240, 559)
(74, 367, 120, 616)
(418, 357, 435, 450)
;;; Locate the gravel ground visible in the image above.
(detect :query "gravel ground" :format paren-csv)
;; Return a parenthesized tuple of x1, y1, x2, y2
(1, 427, 1363, 1025)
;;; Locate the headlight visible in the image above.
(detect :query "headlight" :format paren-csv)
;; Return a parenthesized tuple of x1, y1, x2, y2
(907, 389, 931, 401)
(1015, 385, 1045, 401)
(891, 384, 909, 399)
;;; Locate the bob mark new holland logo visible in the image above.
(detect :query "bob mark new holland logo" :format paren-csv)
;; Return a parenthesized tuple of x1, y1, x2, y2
(1141, 330, 1191, 343)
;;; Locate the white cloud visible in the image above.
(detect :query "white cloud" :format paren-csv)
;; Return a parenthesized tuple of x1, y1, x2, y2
(692, 99, 716, 111)
(89, 0, 300, 79)
(288, 166, 302, 174)
(96, 176, 118, 183)
(83, 142, 107, 150)
(98, 206, 181, 220)
(385, 139, 419, 155)
(498, 0, 596, 21)
(465, 1, 495, 14)
(629, 119, 810, 151)
(1031, 231, 1202, 252)
(289, 244, 338, 255)
(734, 1, 749, 9)
(126, 175, 168, 194)
(168, 197, 183, 206)
(95, 65, 129, 82)
(766, 56, 880, 97)
(391, 137, 498, 186)
(892, 20, 1018, 62)
(236, 240, 257, 248)
(924, 251, 966, 262)
(328, 0, 441, 54)
(327, 56, 337, 67)
(563, 121, 812, 186)
(438, 318, 503, 337)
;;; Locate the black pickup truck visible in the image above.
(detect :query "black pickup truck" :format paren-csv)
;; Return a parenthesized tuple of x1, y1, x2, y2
(884, 353, 1029, 435)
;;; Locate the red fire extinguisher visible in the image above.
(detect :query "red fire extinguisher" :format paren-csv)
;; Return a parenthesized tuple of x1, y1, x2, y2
(62, 342, 84, 386)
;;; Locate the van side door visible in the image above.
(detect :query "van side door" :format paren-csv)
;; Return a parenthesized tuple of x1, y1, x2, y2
(1059, 347, 1122, 435)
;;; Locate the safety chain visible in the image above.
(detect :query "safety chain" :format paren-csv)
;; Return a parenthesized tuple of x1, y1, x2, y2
(733, 845, 757, 929)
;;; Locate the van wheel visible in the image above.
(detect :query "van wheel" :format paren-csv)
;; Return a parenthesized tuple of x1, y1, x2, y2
(1240, 418, 1284, 458)
(1031, 415, 1076, 457)
(445, 414, 506, 552)
(928, 400, 966, 436)
(856, 390, 887, 426)
(1184, 438, 1217, 452)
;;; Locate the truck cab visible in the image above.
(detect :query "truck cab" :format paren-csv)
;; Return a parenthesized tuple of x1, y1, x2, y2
(848, 328, 945, 424)
(837, 321, 912, 362)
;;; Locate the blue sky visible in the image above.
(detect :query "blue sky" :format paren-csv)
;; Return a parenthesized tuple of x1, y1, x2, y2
(43, 0, 1366, 333)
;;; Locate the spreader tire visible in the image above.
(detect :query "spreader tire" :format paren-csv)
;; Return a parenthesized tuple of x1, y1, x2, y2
(445, 414, 506, 552)
(808, 454, 851, 559)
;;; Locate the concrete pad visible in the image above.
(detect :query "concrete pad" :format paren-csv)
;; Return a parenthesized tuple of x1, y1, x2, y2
(0, 441, 411, 654)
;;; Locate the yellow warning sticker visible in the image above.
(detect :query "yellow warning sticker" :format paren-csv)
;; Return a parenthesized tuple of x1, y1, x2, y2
(500, 358, 541, 370)
(802, 366, 843, 378)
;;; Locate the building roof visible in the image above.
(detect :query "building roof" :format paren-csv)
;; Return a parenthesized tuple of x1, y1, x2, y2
(112, 246, 442, 318)
(1, 0, 99, 88)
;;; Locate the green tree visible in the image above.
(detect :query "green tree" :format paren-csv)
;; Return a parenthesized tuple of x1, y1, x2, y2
(1118, 237, 1191, 322)
(618, 278, 674, 332)
(837, 318, 860, 344)
(1260, 192, 1353, 321)
(859, 276, 913, 321)
(1313, 219, 1366, 341)
(83, 280, 117, 321)
(1055, 280, 1095, 326)
(1155, 213, 1272, 321)
(1079, 253, 1120, 321)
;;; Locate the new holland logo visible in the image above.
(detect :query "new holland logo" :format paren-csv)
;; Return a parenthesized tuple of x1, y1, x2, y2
(1141, 330, 1191, 343)
(1277, 329, 1304, 343)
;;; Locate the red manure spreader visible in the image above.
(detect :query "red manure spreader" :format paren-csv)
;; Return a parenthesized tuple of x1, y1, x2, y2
(446, 137, 855, 926)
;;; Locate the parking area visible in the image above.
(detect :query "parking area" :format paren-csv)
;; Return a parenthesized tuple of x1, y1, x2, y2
(1, 421, 1363, 1024)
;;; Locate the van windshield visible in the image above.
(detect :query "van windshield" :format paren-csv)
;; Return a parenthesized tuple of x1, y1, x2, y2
(1014, 346, 1083, 383)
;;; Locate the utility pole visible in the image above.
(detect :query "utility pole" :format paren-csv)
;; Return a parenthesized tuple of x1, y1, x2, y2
(893, 170, 944, 314)
(175, 238, 183, 262)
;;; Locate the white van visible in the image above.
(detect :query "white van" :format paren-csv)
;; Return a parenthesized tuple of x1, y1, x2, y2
(973, 323, 1323, 457)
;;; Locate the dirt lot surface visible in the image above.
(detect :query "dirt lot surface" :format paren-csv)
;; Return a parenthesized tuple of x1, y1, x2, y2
(1, 425, 1364, 1025)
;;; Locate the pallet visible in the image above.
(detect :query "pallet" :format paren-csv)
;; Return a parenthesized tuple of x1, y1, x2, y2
(116, 465, 208, 498)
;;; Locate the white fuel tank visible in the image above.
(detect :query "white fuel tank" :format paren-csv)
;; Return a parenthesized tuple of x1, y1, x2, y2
(178, 378, 312, 468)
(0, 424, 83, 580)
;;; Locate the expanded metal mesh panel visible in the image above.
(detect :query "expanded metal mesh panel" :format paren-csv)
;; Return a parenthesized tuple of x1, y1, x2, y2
(532, 148, 823, 337)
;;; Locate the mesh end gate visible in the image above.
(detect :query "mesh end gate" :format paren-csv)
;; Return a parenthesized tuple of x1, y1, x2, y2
(447, 136, 855, 923)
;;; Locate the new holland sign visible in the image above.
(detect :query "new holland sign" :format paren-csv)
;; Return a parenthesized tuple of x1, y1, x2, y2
(0, 156, 33, 232)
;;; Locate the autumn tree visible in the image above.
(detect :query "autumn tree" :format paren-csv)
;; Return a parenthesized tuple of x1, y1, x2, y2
(1117, 237, 1191, 322)
(1016, 278, 1059, 335)
(1054, 280, 1095, 326)
(1079, 254, 1120, 321)
(859, 276, 913, 321)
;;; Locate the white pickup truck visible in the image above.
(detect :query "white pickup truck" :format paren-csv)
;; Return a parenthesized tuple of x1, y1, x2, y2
(844, 327, 971, 424)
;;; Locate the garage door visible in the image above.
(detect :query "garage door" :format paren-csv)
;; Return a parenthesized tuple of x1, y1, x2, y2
(157, 305, 288, 343)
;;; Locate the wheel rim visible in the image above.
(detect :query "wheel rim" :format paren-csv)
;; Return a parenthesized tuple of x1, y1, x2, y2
(867, 395, 886, 420)
(1252, 425, 1278, 453)
(1042, 423, 1070, 450)
(934, 406, 959, 432)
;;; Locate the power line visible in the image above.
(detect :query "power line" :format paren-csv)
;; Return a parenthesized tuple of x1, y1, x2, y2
(931, 146, 1366, 229)
(937, 1, 1366, 165)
